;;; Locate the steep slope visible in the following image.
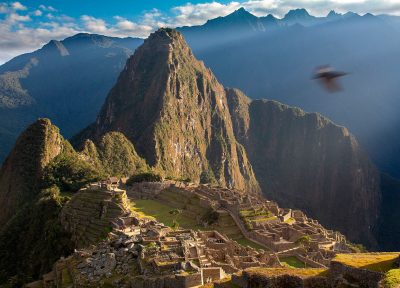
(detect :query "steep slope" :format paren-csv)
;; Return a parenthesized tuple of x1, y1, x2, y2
(226, 89, 381, 247)
(0, 34, 143, 163)
(0, 118, 64, 226)
(76, 28, 260, 193)
(80, 132, 149, 177)
(179, 8, 400, 182)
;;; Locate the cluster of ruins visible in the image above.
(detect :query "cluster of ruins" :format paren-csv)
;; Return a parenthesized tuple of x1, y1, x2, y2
(128, 181, 352, 268)
(29, 179, 358, 287)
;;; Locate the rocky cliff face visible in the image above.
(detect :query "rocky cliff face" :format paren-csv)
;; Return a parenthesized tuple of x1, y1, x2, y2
(226, 89, 381, 247)
(0, 118, 64, 226)
(78, 28, 259, 193)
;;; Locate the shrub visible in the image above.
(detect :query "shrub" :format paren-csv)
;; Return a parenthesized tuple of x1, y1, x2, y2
(126, 172, 162, 185)
(42, 152, 103, 192)
(200, 209, 219, 226)
(200, 169, 217, 185)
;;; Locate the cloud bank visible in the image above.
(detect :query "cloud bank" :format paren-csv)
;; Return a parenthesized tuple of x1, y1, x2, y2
(2, 0, 400, 64)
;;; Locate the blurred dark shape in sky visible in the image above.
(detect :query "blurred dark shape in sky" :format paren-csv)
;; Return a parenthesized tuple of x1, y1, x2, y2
(313, 65, 348, 92)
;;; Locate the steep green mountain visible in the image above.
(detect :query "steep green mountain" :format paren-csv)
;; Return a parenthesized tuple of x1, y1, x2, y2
(0, 119, 149, 285)
(0, 34, 143, 163)
(0, 119, 76, 285)
(226, 88, 381, 248)
(0, 118, 64, 226)
(76, 28, 260, 193)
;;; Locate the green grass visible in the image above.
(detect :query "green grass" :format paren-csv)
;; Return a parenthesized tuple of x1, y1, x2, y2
(131, 199, 201, 228)
(382, 269, 400, 288)
(280, 256, 306, 268)
(236, 238, 267, 250)
(333, 253, 400, 273)
(250, 216, 277, 222)
(246, 267, 327, 278)
(284, 217, 295, 224)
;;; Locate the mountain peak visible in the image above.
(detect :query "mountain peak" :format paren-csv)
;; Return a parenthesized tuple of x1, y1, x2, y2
(0, 118, 64, 225)
(327, 10, 341, 17)
(231, 7, 252, 16)
(284, 8, 311, 19)
(42, 39, 69, 56)
(79, 28, 260, 193)
(147, 27, 183, 43)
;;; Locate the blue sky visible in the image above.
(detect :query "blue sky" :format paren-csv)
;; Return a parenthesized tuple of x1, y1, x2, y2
(2, 0, 400, 64)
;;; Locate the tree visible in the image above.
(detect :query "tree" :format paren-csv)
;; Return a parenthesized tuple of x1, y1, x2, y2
(169, 209, 182, 230)
(295, 235, 311, 248)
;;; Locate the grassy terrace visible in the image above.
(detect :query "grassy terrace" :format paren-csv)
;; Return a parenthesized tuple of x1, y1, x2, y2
(130, 199, 266, 250)
(280, 256, 307, 268)
(333, 253, 400, 273)
(239, 208, 277, 229)
(131, 199, 201, 228)
(245, 267, 328, 278)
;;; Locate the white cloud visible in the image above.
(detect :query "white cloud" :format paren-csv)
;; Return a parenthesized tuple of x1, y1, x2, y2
(170, 2, 241, 26)
(7, 12, 31, 23)
(113, 16, 156, 37)
(11, 2, 26, 11)
(81, 15, 108, 33)
(0, 3, 8, 13)
(39, 5, 57, 12)
(33, 10, 42, 16)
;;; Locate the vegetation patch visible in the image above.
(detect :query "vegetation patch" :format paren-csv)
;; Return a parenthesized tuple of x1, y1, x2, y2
(131, 199, 200, 228)
(43, 146, 103, 192)
(280, 256, 307, 268)
(126, 172, 162, 185)
(245, 267, 328, 278)
(382, 269, 400, 288)
(333, 253, 400, 273)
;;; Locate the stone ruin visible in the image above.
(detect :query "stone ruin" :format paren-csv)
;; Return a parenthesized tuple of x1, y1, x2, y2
(127, 181, 352, 268)
(29, 180, 358, 287)
(60, 183, 131, 248)
(36, 208, 282, 287)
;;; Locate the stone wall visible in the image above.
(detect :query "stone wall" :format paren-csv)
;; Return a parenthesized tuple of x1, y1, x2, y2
(231, 270, 331, 288)
(329, 261, 384, 288)
(202, 267, 225, 283)
(126, 181, 172, 199)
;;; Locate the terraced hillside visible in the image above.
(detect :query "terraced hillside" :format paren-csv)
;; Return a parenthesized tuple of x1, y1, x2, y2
(61, 186, 131, 248)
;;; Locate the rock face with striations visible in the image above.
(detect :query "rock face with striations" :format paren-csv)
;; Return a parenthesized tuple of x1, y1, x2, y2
(0, 118, 64, 226)
(78, 28, 260, 193)
(226, 88, 381, 247)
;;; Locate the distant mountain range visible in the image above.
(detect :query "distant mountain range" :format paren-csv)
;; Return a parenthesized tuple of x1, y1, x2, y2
(0, 33, 143, 162)
(178, 8, 400, 180)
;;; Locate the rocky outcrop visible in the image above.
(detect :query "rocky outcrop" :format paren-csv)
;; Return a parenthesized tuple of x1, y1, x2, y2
(226, 89, 381, 247)
(77, 28, 260, 193)
(0, 118, 64, 226)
